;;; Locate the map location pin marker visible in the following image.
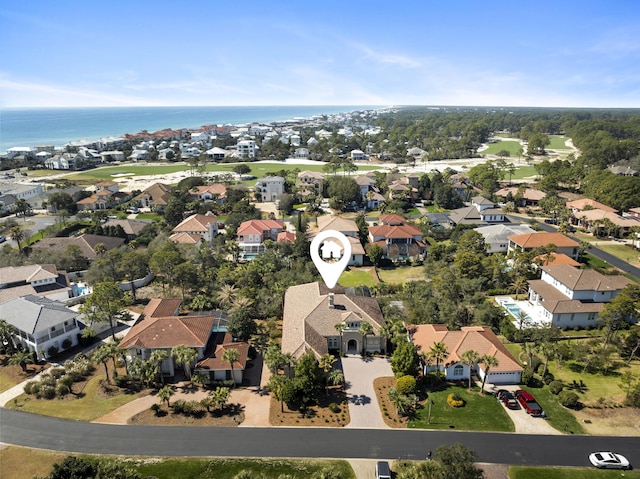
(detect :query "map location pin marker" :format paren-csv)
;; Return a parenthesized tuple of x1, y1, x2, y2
(310, 230, 352, 289)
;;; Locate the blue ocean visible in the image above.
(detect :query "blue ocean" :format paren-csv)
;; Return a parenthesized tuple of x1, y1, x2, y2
(0, 105, 377, 151)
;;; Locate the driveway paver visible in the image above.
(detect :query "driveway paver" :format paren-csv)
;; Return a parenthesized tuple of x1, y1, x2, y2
(340, 356, 392, 429)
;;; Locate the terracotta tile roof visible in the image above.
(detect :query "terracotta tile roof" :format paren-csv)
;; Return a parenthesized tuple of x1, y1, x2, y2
(142, 298, 182, 318)
(566, 198, 617, 213)
(119, 314, 215, 349)
(236, 219, 284, 236)
(409, 324, 523, 373)
(379, 214, 406, 225)
(169, 232, 202, 244)
(191, 183, 227, 197)
(508, 232, 579, 248)
(369, 224, 422, 239)
(577, 209, 640, 227)
(195, 334, 249, 371)
(533, 253, 581, 267)
(277, 231, 295, 243)
(494, 187, 546, 201)
(172, 213, 217, 233)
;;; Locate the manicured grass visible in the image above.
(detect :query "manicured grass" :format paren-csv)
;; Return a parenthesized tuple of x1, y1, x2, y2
(64, 162, 381, 183)
(519, 385, 586, 435)
(482, 140, 524, 157)
(338, 268, 378, 288)
(509, 466, 640, 479)
(548, 135, 572, 150)
(135, 212, 161, 221)
(377, 265, 426, 283)
(137, 458, 355, 479)
(0, 370, 17, 393)
(0, 446, 69, 479)
(409, 385, 514, 432)
(583, 253, 611, 270)
(7, 375, 144, 421)
(595, 243, 640, 265)
(0, 448, 355, 479)
(510, 165, 538, 180)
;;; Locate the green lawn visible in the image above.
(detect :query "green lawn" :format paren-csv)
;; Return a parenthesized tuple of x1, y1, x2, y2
(510, 165, 538, 180)
(338, 268, 378, 288)
(595, 243, 640, 265)
(409, 385, 514, 432)
(136, 458, 355, 479)
(62, 162, 381, 184)
(509, 466, 640, 479)
(548, 135, 572, 150)
(377, 265, 426, 283)
(7, 375, 144, 421)
(482, 140, 524, 157)
(0, 371, 17, 393)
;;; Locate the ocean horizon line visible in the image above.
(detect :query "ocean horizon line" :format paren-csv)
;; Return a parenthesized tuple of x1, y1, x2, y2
(0, 105, 385, 151)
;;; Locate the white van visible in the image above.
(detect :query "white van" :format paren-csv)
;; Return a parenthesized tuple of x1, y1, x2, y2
(375, 461, 391, 479)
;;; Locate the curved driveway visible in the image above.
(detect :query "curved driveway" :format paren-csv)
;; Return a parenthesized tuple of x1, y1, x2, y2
(1, 409, 639, 468)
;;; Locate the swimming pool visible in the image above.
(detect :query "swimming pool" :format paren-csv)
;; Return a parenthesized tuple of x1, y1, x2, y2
(503, 303, 531, 321)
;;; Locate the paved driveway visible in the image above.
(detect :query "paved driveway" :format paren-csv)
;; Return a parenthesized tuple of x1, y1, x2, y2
(488, 385, 560, 435)
(340, 356, 393, 429)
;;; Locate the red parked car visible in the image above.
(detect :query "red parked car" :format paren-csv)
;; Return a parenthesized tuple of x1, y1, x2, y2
(515, 389, 543, 416)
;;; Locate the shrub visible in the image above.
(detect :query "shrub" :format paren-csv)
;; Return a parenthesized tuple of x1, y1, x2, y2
(61, 337, 72, 350)
(114, 375, 130, 388)
(625, 385, 640, 408)
(549, 380, 564, 395)
(542, 373, 555, 385)
(530, 356, 542, 374)
(521, 368, 535, 386)
(447, 392, 465, 408)
(150, 403, 162, 415)
(396, 375, 417, 395)
(47, 345, 58, 358)
(49, 367, 66, 379)
(172, 399, 186, 414)
(39, 384, 56, 400)
(558, 390, 580, 409)
(23, 380, 40, 396)
(55, 382, 70, 397)
(328, 402, 341, 413)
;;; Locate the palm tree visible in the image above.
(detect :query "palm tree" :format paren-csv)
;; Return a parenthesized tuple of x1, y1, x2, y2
(229, 296, 253, 316)
(0, 319, 16, 354)
(222, 348, 240, 387)
(539, 341, 557, 378)
(264, 343, 285, 374)
(171, 345, 197, 380)
(510, 276, 528, 300)
(428, 341, 448, 374)
(327, 369, 344, 390)
(478, 354, 499, 394)
(319, 353, 337, 395)
(92, 344, 114, 383)
(517, 310, 528, 330)
(217, 284, 238, 308)
(358, 322, 374, 355)
(210, 386, 231, 413)
(334, 323, 346, 355)
(267, 373, 288, 412)
(158, 385, 174, 407)
(281, 352, 297, 378)
(148, 349, 168, 384)
(460, 349, 480, 390)
(8, 349, 34, 373)
(10, 226, 25, 255)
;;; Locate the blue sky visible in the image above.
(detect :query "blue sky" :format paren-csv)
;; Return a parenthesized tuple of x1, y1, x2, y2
(1, 0, 639, 108)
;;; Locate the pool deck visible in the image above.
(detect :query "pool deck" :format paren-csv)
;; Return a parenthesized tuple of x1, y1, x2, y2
(495, 296, 550, 328)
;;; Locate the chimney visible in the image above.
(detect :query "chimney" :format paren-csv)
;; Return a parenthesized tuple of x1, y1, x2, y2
(328, 293, 335, 309)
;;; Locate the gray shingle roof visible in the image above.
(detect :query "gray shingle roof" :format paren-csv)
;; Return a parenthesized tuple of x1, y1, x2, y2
(0, 295, 78, 335)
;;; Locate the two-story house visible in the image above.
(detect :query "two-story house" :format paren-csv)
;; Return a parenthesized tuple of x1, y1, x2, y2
(315, 216, 365, 266)
(282, 282, 386, 358)
(448, 196, 505, 226)
(527, 264, 634, 329)
(0, 295, 82, 359)
(170, 212, 219, 244)
(507, 232, 580, 260)
(236, 139, 257, 158)
(236, 219, 284, 258)
(254, 176, 285, 202)
(76, 181, 130, 211)
(368, 214, 426, 261)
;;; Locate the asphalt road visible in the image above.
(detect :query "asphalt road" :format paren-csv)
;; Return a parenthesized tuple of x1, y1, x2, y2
(1, 409, 638, 467)
(533, 219, 640, 280)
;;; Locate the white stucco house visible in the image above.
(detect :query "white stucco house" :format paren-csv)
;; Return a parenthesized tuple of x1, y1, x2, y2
(0, 295, 81, 359)
(526, 264, 634, 329)
(254, 176, 285, 202)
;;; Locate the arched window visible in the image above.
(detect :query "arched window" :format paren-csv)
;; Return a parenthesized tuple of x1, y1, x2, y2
(453, 364, 464, 377)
